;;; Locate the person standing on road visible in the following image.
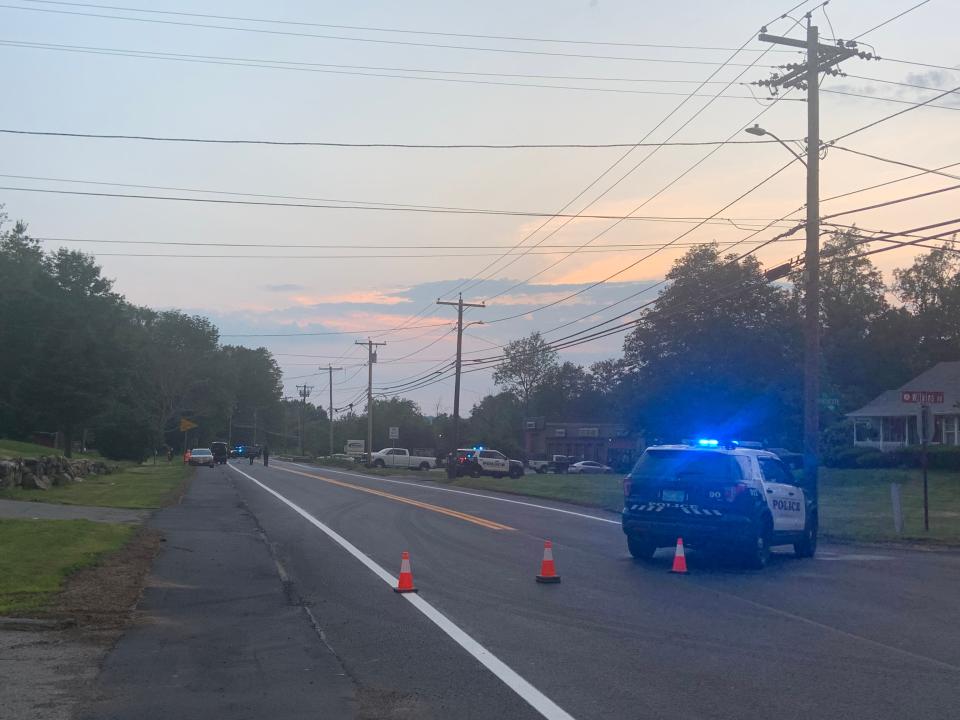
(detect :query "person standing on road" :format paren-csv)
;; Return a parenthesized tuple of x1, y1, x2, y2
(262, 444, 269, 467)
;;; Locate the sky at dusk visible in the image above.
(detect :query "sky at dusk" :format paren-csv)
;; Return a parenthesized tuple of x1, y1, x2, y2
(2, 0, 958, 412)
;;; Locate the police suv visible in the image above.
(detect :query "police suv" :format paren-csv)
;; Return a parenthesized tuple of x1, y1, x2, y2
(621, 440, 816, 568)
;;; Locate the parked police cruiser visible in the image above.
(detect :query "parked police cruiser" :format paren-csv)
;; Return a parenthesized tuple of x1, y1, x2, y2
(621, 440, 816, 568)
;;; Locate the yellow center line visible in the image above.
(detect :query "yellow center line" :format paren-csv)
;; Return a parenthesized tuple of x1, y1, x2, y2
(272, 464, 515, 532)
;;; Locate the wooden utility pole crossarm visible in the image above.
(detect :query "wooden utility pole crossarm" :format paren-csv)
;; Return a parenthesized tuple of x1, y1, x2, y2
(437, 293, 485, 477)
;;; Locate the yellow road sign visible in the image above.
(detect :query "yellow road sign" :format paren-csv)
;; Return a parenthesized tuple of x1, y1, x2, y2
(179, 418, 198, 432)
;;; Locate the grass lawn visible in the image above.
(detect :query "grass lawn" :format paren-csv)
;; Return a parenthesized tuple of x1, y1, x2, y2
(0, 438, 106, 461)
(451, 473, 625, 512)
(451, 469, 960, 545)
(0, 519, 133, 614)
(818, 467, 959, 544)
(0, 462, 190, 509)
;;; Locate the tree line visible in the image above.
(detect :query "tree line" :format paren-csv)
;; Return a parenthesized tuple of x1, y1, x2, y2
(487, 230, 960, 452)
(4, 208, 957, 462)
(0, 214, 284, 459)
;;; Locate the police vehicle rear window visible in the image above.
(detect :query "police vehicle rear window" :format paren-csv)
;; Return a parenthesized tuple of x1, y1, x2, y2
(630, 450, 744, 482)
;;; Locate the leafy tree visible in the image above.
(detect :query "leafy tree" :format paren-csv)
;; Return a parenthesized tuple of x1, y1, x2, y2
(18, 249, 124, 456)
(622, 243, 800, 444)
(892, 242, 960, 362)
(465, 392, 524, 458)
(492, 332, 558, 410)
(791, 229, 890, 409)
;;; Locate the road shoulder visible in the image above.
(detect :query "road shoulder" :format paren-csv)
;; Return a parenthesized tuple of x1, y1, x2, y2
(78, 466, 355, 720)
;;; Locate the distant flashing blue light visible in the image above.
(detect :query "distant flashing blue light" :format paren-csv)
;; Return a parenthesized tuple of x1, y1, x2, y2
(696, 438, 720, 447)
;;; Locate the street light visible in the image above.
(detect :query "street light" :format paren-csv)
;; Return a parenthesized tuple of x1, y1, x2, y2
(746, 119, 821, 517)
(745, 124, 806, 166)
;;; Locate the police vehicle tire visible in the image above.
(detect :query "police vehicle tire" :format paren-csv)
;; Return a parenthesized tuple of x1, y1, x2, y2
(509, 468, 523, 479)
(493, 472, 505, 479)
(627, 535, 657, 560)
(742, 520, 772, 569)
(794, 520, 818, 558)
(469, 464, 482, 478)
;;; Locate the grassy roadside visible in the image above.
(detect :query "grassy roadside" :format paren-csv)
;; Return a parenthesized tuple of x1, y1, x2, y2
(818, 468, 959, 544)
(0, 519, 133, 614)
(450, 469, 960, 545)
(0, 462, 190, 509)
(451, 473, 624, 512)
(0, 438, 104, 461)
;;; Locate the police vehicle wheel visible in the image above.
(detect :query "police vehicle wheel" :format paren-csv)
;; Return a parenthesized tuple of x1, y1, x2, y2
(794, 521, 818, 558)
(627, 535, 657, 560)
(469, 465, 482, 478)
(742, 522, 772, 569)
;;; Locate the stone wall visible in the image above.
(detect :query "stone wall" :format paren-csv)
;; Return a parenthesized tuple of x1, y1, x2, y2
(0, 456, 112, 490)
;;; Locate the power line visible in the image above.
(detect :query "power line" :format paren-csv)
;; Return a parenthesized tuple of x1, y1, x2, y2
(879, 57, 960, 73)
(219, 322, 450, 337)
(833, 82, 960, 141)
(0, 39, 797, 99)
(15, 0, 800, 53)
(0, 127, 803, 149)
(827, 145, 960, 182)
(0, 173, 801, 225)
(483, 156, 800, 324)
(313, 3, 819, 356)
(457, 25, 801, 301)
(32, 236, 798, 250)
(841, 73, 960, 96)
(350, 11, 791, 347)
(0, 5, 790, 66)
(821, 87, 960, 111)
(853, 0, 931, 39)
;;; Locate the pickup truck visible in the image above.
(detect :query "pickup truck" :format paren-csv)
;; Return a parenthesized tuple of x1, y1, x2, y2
(527, 455, 572, 473)
(370, 448, 437, 471)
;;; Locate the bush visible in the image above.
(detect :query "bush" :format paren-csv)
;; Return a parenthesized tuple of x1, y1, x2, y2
(830, 444, 960, 471)
(854, 450, 902, 468)
(824, 446, 876, 468)
(888, 445, 960, 471)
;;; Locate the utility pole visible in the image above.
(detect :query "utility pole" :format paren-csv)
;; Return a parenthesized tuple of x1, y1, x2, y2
(325, 365, 343, 457)
(758, 18, 863, 506)
(356, 340, 386, 464)
(437, 293, 485, 478)
(253, 408, 258, 447)
(296, 384, 313, 456)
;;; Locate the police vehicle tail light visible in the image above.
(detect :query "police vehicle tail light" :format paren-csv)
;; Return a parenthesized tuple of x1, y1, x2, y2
(724, 482, 749, 502)
(623, 477, 633, 498)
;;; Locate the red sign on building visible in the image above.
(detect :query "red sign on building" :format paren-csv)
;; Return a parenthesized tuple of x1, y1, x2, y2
(901, 391, 945, 404)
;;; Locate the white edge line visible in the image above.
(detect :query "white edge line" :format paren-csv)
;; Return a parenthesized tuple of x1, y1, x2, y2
(281, 461, 621, 525)
(228, 463, 578, 720)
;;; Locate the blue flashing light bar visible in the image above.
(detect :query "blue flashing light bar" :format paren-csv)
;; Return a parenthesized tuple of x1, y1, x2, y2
(696, 438, 720, 447)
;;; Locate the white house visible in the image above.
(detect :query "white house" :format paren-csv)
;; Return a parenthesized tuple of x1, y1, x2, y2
(848, 361, 960, 449)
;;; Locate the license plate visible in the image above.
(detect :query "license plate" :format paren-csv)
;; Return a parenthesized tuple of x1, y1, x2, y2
(661, 489, 686, 502)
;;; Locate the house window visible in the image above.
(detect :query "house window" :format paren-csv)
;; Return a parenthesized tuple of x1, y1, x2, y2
(944, 416, 960, 446)
(554, 428, 566, 437)
(578, 427, 599, 437)
(883, 417, 906, 443)
(855, 418, 880, 442)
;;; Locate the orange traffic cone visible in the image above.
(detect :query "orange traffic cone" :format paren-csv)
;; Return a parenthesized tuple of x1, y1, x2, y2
(393, 551, 418, 593)
(535, 540, 561, 583)
(669, 537, 688, 574)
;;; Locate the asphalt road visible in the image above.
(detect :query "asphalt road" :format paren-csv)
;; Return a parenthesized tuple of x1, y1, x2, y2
(96, 459, 960, 719)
